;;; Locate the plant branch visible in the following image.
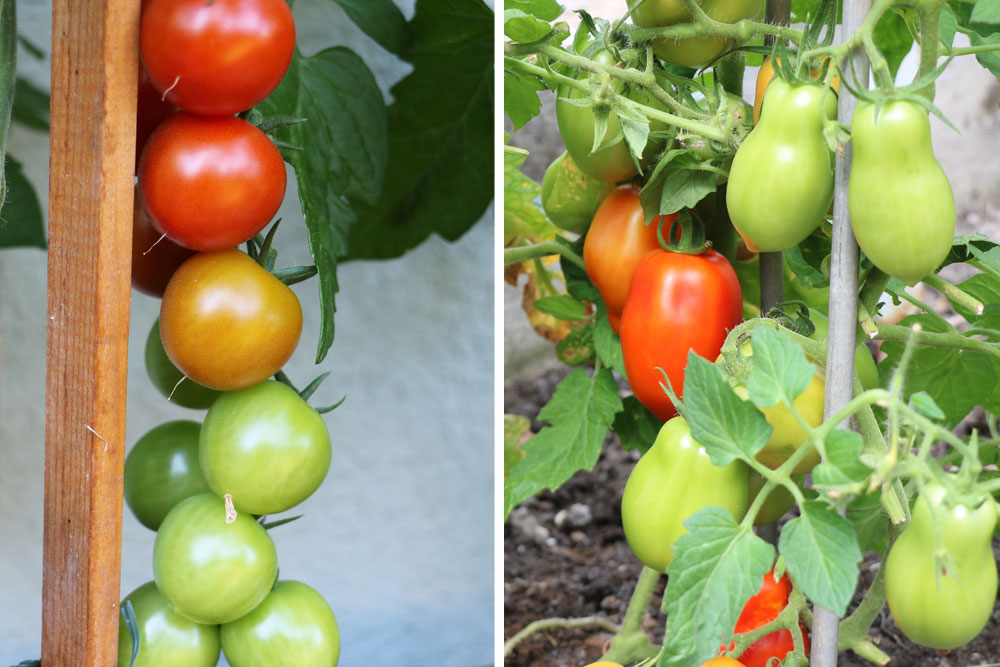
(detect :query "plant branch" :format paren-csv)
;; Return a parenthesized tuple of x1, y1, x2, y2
(504, 241, 586, 271)
(601, 567, 662, 663)
(923, 272, 984, 316)
(503, 616, 621, 657)
(874, 323, 1000, 359)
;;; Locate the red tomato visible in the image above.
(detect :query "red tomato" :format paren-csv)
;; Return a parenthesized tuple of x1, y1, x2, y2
(135, 66, 176, 172)
(160, 249, 303, 391)
(583, 186, 677, 333)
(140, 0, 295, 115)
(131, 186, 194, 297)
(619, 249, 742, 421)
(138, 112, 286, 251)
(727, 568, 810, 667)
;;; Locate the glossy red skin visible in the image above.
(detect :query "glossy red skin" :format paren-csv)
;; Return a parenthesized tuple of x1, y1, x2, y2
(131, 186, 194, 297)
(135, 66, 176, 172)
(138, 112, 286, 251)
(140, 0, 295, 115)
(620, 249, 742, 421)
(583, 186, 677, 333)
(728, 568, 810, 667)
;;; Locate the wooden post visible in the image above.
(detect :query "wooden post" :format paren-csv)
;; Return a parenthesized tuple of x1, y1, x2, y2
(42, 0, 138, 664)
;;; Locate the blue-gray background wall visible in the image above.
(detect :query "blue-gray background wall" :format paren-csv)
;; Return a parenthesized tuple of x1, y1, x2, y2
(0, 1, 494, 665)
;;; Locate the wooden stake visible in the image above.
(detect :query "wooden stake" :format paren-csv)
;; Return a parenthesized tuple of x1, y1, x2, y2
(42, 0, 138, 664)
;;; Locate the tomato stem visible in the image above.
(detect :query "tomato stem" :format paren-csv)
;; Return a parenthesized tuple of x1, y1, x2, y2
(502, 616, 622, 658)
(503, 240, 586, 272)
(923, 273, 984, 316)
(601, 567, 662, 664)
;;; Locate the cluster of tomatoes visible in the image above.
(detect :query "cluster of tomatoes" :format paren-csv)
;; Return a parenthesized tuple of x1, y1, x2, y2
(119, 1, 341, 665)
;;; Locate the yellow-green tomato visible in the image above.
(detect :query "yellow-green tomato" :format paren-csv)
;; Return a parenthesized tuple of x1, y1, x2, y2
(734, 373, 824, 474)
(849, 100, 955, 285)
(727, 79, 837, 252)
(118, 581, 220, 667)
(556, 49, 670, 183)
(885, 484, 998, 649)
(541, 151, 616, 234)
(621, 417, 749, 571)
(629, 0, 763, 69)
(221, 581, 340, 667)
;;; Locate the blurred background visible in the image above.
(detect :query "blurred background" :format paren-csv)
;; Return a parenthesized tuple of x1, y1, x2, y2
(0, 1, 494, 665)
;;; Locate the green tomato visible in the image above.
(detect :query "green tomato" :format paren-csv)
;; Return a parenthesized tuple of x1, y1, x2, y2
(145, 318, 221, 409)
(747, 470, 801, 526)
(556, 48, 670, 183)
(118, 581, 220, 667)
(200, 380, 332, 515)
(124, 420, 211, 530)
(885, 483, 997, 649)
(727, 79, 837, 252)
(735, 373, 824, 474)
(221, 580, 340, 666)
(153, 493, 278, 625)
(621, 417, 749, 571)
(629, 0, 762, 69)
(541, 151, 615, 234)
(849, 100, 955, 285)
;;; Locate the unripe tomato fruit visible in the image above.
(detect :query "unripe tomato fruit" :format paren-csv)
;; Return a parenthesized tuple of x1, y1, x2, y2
(849, 100, 955, 285)
(753, 56, 840, 125)
(160, 249, 303, 391)
(144, 319, 222, 409)
(727, 79, 837, 252)
(542, 151, 615, 234)
(584, 186, 676, 332)
(200, 381, 332, 515)
(124, 420, 211, 530)
(140, 0, 295, 115)
(622, 417, 749, 571)
(130, 185, 194, 297)
(620, 248, 742, 421)
(118, 581, 220, 667)
(221, 581, 341, 667)
(735, 373, 824, 474)
(138, 112, 287, 252)
(154, 493, 279, 625)
(723, 567, 809, 667)
(629, 0, 762, 69)
(584, 663, 625, 667)
(885, 484, 998, 649)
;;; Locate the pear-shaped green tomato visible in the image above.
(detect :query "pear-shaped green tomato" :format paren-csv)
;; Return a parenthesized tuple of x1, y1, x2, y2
(849, 101, 955, 285)
(727, 79, 837, 252)
(541, 151, 615, 234)
(885, 484, 998, 649)
(556, 49, 670, 183)
(630, 0, 762, 69)
(621, 417, 749, 571)
(118, 581, 220, 667)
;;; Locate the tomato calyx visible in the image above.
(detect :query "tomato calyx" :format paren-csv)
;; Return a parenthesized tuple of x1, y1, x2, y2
(656, 209, 713, 255)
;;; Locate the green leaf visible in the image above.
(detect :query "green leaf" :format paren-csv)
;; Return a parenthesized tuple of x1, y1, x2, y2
(779, 500, 862, 616)
(504, 9, 555, 42)
(659, 507, 775, 666)
(641, 151, 717, 216)
(879, 314, 997, 428)
(0, 156, 46, 249)
(503, 148, 554, 241)
(872, 8, 915, 79)
(940, 6, 958, 47)
(746, 327, 816, 409)
(504, 68, 545, 131)
(533, 294, 589, 320)
(0, 0, 15, 212)
(593, 303, 626, 377)
(11, 77, 48, 131)
(953, 272, 1000, 323)
(683, 353, 773, 466)
(846, 493, 889, 554)
(506, 0, 564, 21)
(612, 395, 662, 454)
(504, 414, 531, 478)
(812, 430, 872, 488)
(909, 391, 946, 420)
(970, 26, 1000, 78)
(334, 0, 409, 55)
(560, 234, 600, 303)
(504, 367, 623, 518)
(791, 0, 822, 23)
(555, 322, 596, 366)
(345, 0, 493, 260)
(972, 0, 1000, 25)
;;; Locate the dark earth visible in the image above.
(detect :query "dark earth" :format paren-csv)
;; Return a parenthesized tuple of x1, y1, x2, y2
(503, 366, 1000, 667)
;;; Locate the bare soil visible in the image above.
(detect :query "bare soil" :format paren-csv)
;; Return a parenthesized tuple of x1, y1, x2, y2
(503, 366, 1000, 667)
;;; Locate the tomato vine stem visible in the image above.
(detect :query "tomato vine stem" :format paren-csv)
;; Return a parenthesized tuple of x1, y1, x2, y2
(503, 241, 586, 272)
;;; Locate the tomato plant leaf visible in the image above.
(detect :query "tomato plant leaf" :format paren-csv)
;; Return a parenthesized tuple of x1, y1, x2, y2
(503, 147, 554, 242)
(612, 395, 661, 454)
(746, 327, 816, 409)
(333, 0, 409, 56)
(504, 69, 545, 130)
(779, 500, 862, 616)
(533, 295, 589, 321)
(555, 322, 596, 366)
(504, 367, 622, 518)
(593, 303, 627, 377)
(0, 0, 14, 213)
(11, 77, 48, 131)
(504, 9, 557, 43)
(953, 271, 1000, 324)
(504, 414, 531, 480)
(812, 429, 873, 489)
(872, 8, 914, 79)
(940, 5, 959, 47)
(0, 156, 45, 249)
(846, 493, 889, 554)
(560, 235, 600, 303)
(909, 391, 946, 420)
(879, 314, 997, 428)
(344, 0, 493, 260)
(659, 507, 775, 666)
(506, 0, 564, 21)
(971, 0, 1000, 25)
(683, 353, 773, 466)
